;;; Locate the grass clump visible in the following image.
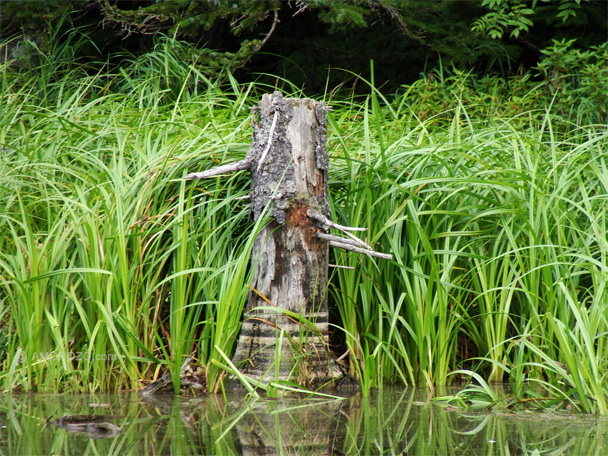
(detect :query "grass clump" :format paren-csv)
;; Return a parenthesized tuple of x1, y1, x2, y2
(326, 67, 607, 412)
(0, 32, 257, 392)
(0, 33, 606, 414)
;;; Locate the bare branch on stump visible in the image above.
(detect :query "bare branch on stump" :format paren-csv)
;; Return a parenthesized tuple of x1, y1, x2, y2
(309, 209, 392, 259)
(328, 240, 393, 260)
(184, 159, 251, 180)
(308, 209, 367, 231)
(316, 232, 371, 251)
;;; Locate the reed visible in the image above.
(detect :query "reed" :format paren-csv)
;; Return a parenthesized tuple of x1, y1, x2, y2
(0, 33, 606, 413)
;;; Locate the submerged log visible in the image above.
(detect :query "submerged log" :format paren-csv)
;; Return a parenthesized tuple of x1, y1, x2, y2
(185, 92, 390, 390)
(47, 415, 122, 439)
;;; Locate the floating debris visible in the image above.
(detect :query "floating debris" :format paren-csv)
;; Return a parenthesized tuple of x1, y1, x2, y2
(47, 414, 122, 439)
(141, 356, 206, 395)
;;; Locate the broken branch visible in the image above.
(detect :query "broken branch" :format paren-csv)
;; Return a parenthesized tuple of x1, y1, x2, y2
(317, 232, 371, 251)
(184, 159, 251, 180)
(309, 209, 373, 251)
(329, 240, 393, 260)
(308, 210, 367, 232)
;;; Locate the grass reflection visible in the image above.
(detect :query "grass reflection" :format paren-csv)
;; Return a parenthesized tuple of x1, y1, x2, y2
(0, 389, 604, 455)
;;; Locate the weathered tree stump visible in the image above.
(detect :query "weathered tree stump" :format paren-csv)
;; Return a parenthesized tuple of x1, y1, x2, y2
(231, 92, 339, 388)
(186, 92, 390, 390)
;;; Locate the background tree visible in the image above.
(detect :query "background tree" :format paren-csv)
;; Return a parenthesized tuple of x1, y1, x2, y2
(1, 0, 605, 94)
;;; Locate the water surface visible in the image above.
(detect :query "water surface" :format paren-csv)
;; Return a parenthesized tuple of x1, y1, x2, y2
(0, 388, 604, 455)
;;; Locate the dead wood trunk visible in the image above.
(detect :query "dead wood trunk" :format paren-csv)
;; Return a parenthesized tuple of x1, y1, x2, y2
(184, 92, 390, 391)
(230, 92, 341, 388)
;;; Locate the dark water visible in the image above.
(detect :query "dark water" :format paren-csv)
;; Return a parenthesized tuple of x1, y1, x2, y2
(0, 388, 605, 455)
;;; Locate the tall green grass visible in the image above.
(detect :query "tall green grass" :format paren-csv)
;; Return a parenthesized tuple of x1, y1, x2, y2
(0, 32, 257, 392)
(326, 69, 607, 412)
(0, 33, 606, 413)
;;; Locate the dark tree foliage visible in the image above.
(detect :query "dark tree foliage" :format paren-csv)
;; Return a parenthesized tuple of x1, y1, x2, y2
(1, 0, 606, 95)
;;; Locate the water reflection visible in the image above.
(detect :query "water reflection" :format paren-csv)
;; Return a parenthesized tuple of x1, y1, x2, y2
(0, 388, 604, 455)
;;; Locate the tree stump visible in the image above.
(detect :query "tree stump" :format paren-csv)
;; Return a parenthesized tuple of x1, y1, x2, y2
(230, 92, 340, 388)
(185, 92, 390, 391)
